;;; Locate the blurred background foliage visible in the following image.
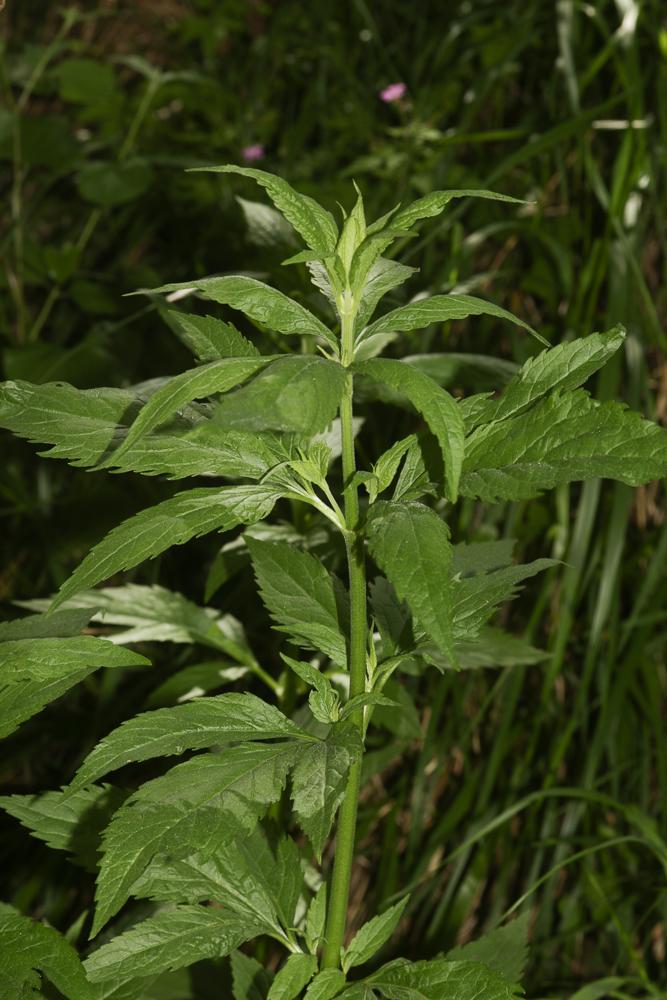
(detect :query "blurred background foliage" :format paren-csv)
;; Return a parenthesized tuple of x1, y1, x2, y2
(1, 1, 666, 996)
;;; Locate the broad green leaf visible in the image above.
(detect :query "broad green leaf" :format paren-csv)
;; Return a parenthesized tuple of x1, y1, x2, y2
(231, 951, 273, 1000)
(107, 357, 272, 463)
(0, 902, 92, 1000)
(0, 608, 93, 641)
(367, 957, 522, 1000)
(246, 537, 349, 665)
(267, 954, 318, 1000)
(52, 484, 283, 609)
(361, 294, 539, 344)
(85, 906, 261, 987)
(165, 309, 260, 361)
(93, 742, 299, 934)
(355, 258, 417, 331)
(356, 359, 464, 501)
(450, 559, 556, 642)
(71, 692, 313, 789)
(193, 165, 338, 256)
(343, 897, 409, 972)
(291, 723, 362, 859)
(392, 188, 527, 231)
(211, 356, 347, 435)
(0, 785, 127, 871)
(143, 276, 336, 347)
(366, 502, 455, 663)
(304, 970, 347, 1000)
(461, 389, 667, 502)
(468, 327, 626, 426)
(445, 913, 530, 984)
(1, 636, 149, 682)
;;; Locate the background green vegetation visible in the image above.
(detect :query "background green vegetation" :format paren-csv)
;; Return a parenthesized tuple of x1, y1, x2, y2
(1, 1, 666, 996)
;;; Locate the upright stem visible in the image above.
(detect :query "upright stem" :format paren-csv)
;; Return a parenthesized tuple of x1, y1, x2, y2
(322, 306, 367, 969)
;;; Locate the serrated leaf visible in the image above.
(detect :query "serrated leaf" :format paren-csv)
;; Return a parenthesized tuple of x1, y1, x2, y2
(461, 389, 667, 502)
(0, 903, 93, 1000)
(52, 484, 282, 609)
(165, 310, 260, 361)
(212, 356, 347, 435)
(0, 636, 149, 682)
(0, 785, 127, 871)
(0, 671, 92, 740)
(194, 165, 338, 256)
(0, 608, 93, 641)
(247, 538, 349, 665)
(85, 906, 261, 987)
(445, 913, 530, 984)
(231, 951, 273, 1000)
(304, 884, 328, 954)
(361, 295, 540, 346)
(451, 540, 515, 577)
(143, 276, 336, 347)
(93, 742, 300, 934)
(370, 436, 417, 502)
(450, 560, 556, 642)
(291, 723, 362, 859)
(392, 188, 527, 231)
(356, 359, 463, 502)
(304, 970, 347, 1000)
(71, 692, 312, 789)
(367, 957, 522, 1000)
(343, 897, 409, 971)
(355, 258, 417, 331)
(366, 502, 455, 663)
(281, 654, 340, 724)
(267, 954, 318, 1000)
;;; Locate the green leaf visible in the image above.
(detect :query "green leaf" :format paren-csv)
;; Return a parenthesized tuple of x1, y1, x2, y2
(291, 723, 362, 859)
(461, 389, 667, 502)
(165, 310, 260, 361)
(452, 540, 515, 577)
(106, 357, 272, 463)
(355, 258, 417, 331)
(304, 884, 328, 954)
(450, 559, 556, 642)
(281, 654, 340, 724)
(239, 196, 298, 249)
(0, 785, 127, 871)
(469, 328, 626, 426)
(343, 897, 409, 972)
(392, 188, 527, 231)
(0, 672, 88, 741)
(361, 295, 541, 346)
(267, 954, 318, 1000)
(77, 160, 153, 207)
(71, 692, 313, 789)
(453, 627, 548, 670)
(0, 902, 93, 1000)
(367, 958, 522, 1000)
(304, 970, 347, 1000)
(52, 484, 283, 610)
(445, 913, 530, 984)
(1, 636, 149, 683)
(93, 742, 299, 934)
(212, 357, 347, 435)
(0, 608, 93, 641)
(366, 502, 455, 663)
(231, 951, 273, 1000)
(85, 906, 261, 988)
(355, 359, 463, 501)
(143, 276, 336, 347)
(193, 165, 338, 256)
(247, 538, 349, 665)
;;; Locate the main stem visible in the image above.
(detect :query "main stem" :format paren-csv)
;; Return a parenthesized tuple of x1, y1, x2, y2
(322, 306, 367, 970)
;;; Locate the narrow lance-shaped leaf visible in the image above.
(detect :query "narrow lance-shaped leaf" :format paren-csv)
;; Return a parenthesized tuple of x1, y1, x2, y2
(355, 359, 464, 502)
(267, 954, 318, 1000)
(343, 897, 410, 972)
(70, 692, 315, 790)
(231, 950, 274, 1000)
(140, 275, 337, 347)
(392, 187, 528, 231)
(366, 501, 456, 665)
(52, 483, 283, 610)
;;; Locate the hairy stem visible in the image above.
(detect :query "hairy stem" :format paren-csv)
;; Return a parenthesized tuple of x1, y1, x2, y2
(322, 307, 367, 969)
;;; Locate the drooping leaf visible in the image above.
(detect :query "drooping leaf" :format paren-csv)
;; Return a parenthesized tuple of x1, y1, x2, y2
(246, 537, 348, 665)
(85, 906, 262, 988)
(143, 276, 336, 347)
(193, 165, 338, 256)
(0, 671, 91, 741)
(0, 608, 94, 641)
(267, 954, 318, 1000)
(343, 897, 409, 972)
(231, 951, 274, 1000)
(165, 310, 260, 361)
(461, 389, 667, 502)
(70, 692, 313, 789)
(391, 188, 527, 231)
(93, 742, 300, 934)
(367, 957, 522, 1000)
(445, 913, 530, 984)
(0, 902, 93, 1000)
(366, 501, 455, 663)
(211, 356, 347, 435)
(52, 484, 283, 609)
(356, 359, 463, 501)
(291, 723, 362, 859)
(360, 294, 539, 345)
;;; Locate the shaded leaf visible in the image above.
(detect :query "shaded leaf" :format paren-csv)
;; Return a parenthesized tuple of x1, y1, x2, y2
(343, 897, 409, 971)
(0, 902, 92, 1000)
(267, 954, 318, 1000)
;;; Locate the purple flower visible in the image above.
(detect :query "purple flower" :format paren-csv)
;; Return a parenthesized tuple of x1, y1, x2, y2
(379, 82, 407, 103)
(242, 144, 265, 163)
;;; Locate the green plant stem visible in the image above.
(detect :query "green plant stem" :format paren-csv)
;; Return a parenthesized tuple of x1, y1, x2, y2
(322, 309, 367, 970)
